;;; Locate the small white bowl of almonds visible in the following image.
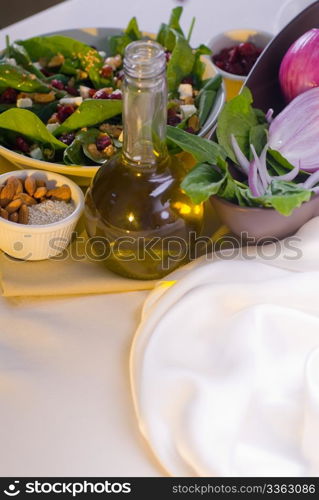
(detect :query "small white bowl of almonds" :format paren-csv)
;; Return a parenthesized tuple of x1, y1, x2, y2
(0, 170, 84, 260)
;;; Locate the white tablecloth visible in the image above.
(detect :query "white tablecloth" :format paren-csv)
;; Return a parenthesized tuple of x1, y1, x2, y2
(0, 0, 307, 477)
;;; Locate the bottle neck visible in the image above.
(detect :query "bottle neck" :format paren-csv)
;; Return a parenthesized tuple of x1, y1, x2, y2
(122, 41, 168, 168)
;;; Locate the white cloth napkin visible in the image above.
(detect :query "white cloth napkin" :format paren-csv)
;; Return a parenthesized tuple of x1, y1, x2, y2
(130, 217, 319, 477)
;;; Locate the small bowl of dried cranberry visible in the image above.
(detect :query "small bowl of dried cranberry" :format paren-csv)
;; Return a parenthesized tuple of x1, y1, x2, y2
(208, 29, 273, 100)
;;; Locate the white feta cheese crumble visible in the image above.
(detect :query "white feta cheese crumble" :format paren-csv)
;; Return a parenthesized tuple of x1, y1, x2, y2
(178, 83, 193, 98)
(6, 58, 17, 66)
(17, 97, 33, 108)
(99, 51, 106, 58)
(59, 96, 83, 106)
(180, 104, 197, 120)
(111, 89, 122, 96)
(79, 85, 91, 99)
(30, 147, 43, 160)
(46, 123, 60, 133)
(33, 62, 42, 70)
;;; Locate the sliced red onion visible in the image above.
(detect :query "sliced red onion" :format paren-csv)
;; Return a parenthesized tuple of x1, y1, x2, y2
(266, 108, 274, 123)
(303, 169, 319, 189)
(250, 144, 269, 192)
(269, 87, 319, 172)
(248, 157, 263, 197)
(271, 162, 300, 182)
(230, 134, 249, 175)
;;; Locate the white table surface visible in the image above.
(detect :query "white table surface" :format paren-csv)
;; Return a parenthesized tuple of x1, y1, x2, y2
(0, 0, 299, 477)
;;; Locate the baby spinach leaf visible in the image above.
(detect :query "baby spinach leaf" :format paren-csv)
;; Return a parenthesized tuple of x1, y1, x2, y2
(254, 180, 312, 216)
(166, 32, 195, 93)
(166, 125, 226, 164)
(198, 90, 216, 127)
(249, 124, 268, 159)
(63, 128, 102, 165)
(216, 87, 259, 162)
(0, 63, 51, 93)
(5, 41, 44, 79)
(181, 162, 225, 204)
(53, 99, 122, 135)
(157, 7, 184, 51)
(0, 108, 66, 149)
(19, 35, 103, 87)
(63, 138, 86, 166)
(196, 74, 222, 103)
(109, 17, 142, 56)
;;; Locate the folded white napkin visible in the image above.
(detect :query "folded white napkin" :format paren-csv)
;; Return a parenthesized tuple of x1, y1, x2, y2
(130, 217, 319, 476)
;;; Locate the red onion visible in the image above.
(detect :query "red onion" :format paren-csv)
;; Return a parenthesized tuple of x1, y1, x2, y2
(279, 29, 319, 102)
(269, 86, 319, 172)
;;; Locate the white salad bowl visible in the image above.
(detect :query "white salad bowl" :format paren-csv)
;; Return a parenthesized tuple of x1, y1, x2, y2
(0, 27, 225, 184)
(0, 169, 84, 261)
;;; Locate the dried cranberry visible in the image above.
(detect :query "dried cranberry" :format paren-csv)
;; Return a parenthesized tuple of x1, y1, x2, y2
(65, 86, 79, 96)
(238, 42, 259, 57)
(228, 46, 239, 64)
(109, 92, 122, 100)
(57, 105, 75, 123)
(0, 88, 18, 104)
(167, 115, 181, 126)
(101, 65, 113, 78)
(92, 89, 110, 99)
(16, 136, 30, 153)
(96, 135, 112, 151)
(58, 133, 76, 145)
(51, 79, 65, 90)
(213, 42, 262, 76)
(184, 127, 195, 134)
(88, 89, 97, 97)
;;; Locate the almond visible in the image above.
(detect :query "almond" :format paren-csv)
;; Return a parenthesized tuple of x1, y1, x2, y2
(9, 212, 19, 223)
(34, 186, 48, 199)
(24, 176, 36, 196)
(18, 204, 29, 224)
(0, 182, 15, 207)
(14, 193, 37, 206)
(6, 198, 22, 214)
(37, 179, 46, 188)
(0, 208, 9, 220)
(15, 178, 24, 195)
(47, 185, 71, 202)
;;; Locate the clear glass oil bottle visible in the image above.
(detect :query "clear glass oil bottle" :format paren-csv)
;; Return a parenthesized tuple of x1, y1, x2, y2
(84, 40, 204, 280)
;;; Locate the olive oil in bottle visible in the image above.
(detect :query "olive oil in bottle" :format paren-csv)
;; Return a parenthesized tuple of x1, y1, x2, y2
(84, 40, 203, 280)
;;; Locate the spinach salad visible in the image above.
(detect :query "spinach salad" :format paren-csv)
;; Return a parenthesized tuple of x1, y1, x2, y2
(0, 7, 221, 167)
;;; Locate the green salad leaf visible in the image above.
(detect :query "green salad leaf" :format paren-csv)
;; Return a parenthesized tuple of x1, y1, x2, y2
(109, 17, 142, 56)
(157, 6, 184, 51)
(0, 63, 51, 93)
(248, 123, 268, 159)
(5, 38, 44, 79)
(166, 32, 195, 93)
(19, 35, 103, 87)
(53, 99, 122, 136)
(166, 125, 226, 164)
(216, 87, 260, 162)
(255, 181, 312, 216)
(181, 163, 226, 204)
(64, 128, 112, 165)
(0, 108, 66, 149)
